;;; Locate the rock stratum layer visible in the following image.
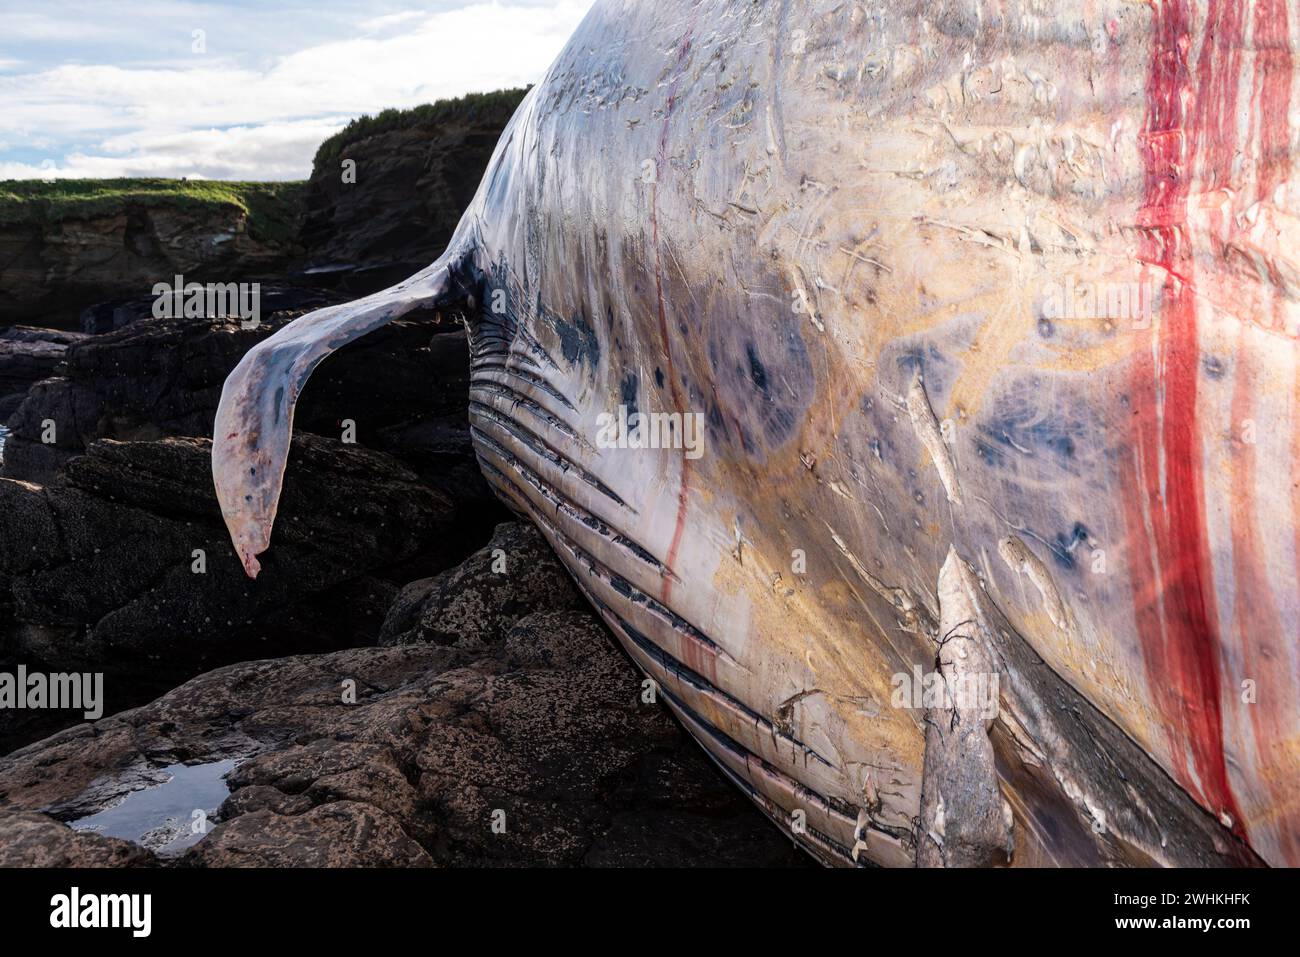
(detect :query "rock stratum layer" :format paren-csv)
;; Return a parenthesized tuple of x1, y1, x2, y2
(0, 183, 302, 329)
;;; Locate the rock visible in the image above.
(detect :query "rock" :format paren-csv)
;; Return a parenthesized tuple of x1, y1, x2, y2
(297, 91, 526, 296)
(0, 524, 810, 867)
(1, 309, 492, 515)
(0, 187, 303, 329)
(0, 434, 486, 750)
(78, 284, 344, 335)
(380, 523, 583, 648)
(75, 298, 159, 335)
(0, 810, 156, 867)
(0, 326, 88, 422)
(186, 803, 434, 868)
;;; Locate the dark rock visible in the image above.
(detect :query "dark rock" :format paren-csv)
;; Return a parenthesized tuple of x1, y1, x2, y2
(76, 298, 158, 335)
(0, 525, 810, 867)
(0, 810, 156, 867)
(187, 803, 434, 867)
(0, 197, 303, 330)
(0, 326, 89, 424)
(380, 523, 583, 649)
(298, 110, 518, 296)
(0, 433, 483, 750)
(77, 284, 344, 335)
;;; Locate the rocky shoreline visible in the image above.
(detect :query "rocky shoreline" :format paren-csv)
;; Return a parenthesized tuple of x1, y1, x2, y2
(0, 518, 808, 867)
(0, 92, 816, 867)
(0, 303, 810, 866)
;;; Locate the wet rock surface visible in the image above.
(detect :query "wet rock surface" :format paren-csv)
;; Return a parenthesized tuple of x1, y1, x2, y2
(0, 523, 810, 868)
(0, 326, 88, 421)
(0, 433, 500, 751)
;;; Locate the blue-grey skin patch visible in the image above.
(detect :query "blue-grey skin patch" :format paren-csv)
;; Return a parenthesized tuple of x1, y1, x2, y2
(620, 371, 640, 421)
(975, 439, 1007, 468)
(746, 343, 769, 394)
(977, 377, 1084, 467)
(470, 259, 520, 351)
(891, 342, 955, 398)
(978, 413, 1078, 462)
(859, 394, 906, 468)
(706, 400, 731, 445)
(1049, 522, 1091, 571)
(705, 302, 813, 454)
(549, 303, 601, 375)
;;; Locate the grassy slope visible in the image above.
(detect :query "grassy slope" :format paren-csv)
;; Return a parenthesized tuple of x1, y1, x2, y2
(0, 179, 305, 245)
(310, 87, 529, 177)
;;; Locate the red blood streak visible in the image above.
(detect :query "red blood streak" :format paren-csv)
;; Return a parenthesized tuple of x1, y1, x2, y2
(1254, 0, 1293, 206)
(1124, 0, 1246, 834)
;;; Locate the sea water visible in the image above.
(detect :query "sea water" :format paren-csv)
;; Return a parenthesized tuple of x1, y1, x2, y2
(70, 759, 236, 857)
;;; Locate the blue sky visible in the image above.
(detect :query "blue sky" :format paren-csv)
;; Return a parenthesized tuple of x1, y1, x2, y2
(0, 0, 593, 179)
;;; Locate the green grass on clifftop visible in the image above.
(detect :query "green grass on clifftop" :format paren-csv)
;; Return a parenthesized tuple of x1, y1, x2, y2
(0, 179, 305, 245)
(311, 87, 529, 178)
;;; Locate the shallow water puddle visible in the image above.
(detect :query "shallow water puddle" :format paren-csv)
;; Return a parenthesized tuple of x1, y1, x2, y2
(70, 759, 236, 857)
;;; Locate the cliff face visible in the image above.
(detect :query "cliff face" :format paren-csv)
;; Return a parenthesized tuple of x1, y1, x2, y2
(0, 91, 527, 328)
(0, 182, 303, 330)
(295, 90, 526, 294)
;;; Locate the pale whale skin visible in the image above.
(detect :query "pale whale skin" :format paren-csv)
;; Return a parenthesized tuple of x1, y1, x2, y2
(214, 0, 1299, 867)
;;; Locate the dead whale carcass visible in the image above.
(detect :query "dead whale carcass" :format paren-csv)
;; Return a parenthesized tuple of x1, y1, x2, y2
(214, 0, 1299, 866)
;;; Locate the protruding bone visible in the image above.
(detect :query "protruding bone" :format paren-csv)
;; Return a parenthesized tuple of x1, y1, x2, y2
(917, 548, 1013, 867)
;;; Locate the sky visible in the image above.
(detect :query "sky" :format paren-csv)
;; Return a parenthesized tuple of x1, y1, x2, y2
(0, 0, 594, 180)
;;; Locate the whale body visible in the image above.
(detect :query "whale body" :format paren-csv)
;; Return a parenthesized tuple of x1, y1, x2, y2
(214, 0, 1299, 866)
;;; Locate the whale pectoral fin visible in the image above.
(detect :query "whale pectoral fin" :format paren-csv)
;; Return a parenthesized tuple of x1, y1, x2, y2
(212, 258, 465, 578)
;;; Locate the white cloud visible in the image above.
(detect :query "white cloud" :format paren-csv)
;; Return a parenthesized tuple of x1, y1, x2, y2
(357, 10, 432, 34)
(0, 1, 594, 180)
(0, 118, 351, 180)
